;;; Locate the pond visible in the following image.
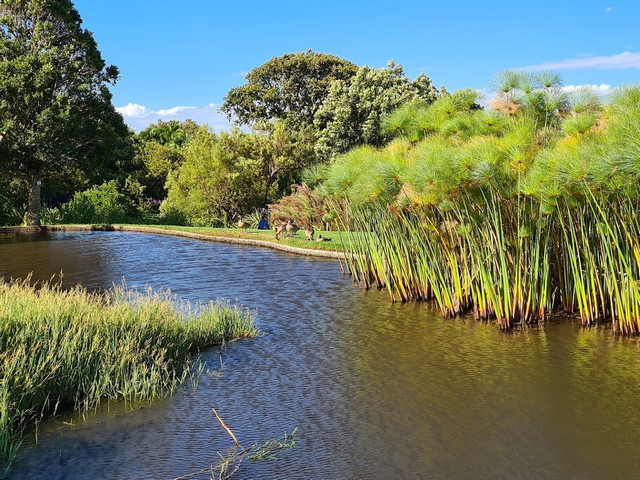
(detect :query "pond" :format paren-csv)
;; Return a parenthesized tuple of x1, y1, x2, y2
(1, 231, 640, 479)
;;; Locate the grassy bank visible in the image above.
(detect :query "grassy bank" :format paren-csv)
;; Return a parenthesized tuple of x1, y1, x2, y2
(0, 279, 256, 469)
(120, 225, 353, 252)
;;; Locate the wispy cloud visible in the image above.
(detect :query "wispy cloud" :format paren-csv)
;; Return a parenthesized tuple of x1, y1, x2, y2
(605, 6, 613, 12)
(520, 52, 640, 71)
(116, 103, 232, 132)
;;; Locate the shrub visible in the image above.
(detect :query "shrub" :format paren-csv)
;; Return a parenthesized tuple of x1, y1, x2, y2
(0, 181, 25, 226)
(59, 181, 139, 224)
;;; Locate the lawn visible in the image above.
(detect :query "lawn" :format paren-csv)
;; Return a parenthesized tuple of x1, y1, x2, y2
(122, 225, 355, 253)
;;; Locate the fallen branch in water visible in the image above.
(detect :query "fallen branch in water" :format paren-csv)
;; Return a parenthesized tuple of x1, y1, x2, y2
(171, 409, 297, 480)
(212, 408, 241, 448)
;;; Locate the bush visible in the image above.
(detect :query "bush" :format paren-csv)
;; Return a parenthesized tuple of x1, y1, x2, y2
(0, 180, 25, 226)
(39, 207, 63, 224)
(59, 181, 140, 224)
(155, 206, 188, 226)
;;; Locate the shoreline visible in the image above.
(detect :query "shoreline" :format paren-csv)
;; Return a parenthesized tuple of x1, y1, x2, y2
(0, 225, 346, 260)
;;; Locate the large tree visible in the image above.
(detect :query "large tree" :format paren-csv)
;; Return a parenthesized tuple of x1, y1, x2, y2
(162, 124, 315, 226)
(130, 120, 199, 201)
(314, 61, 438, 159)
(220, 50, 358, 130)
(136, 119, 199, 148)
(0, 0, 128, 225)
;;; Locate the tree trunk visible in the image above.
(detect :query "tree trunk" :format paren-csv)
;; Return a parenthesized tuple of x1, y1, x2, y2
(25, 174, 42, 226)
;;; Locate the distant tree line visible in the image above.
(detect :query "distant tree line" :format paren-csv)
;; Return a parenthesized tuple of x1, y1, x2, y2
(0, 0, 441, 226)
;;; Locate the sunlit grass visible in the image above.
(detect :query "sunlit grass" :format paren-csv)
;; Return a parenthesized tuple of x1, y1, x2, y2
(118, 224, 354, 253)
(0, 279, 256, 470)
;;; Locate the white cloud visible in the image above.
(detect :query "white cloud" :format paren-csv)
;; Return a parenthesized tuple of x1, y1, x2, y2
(520, 52, 640, 71)
(561, 84, 611, 95)
(605, 6, 613, 12)
(116, 103, 233, 132)
(116, 103, 153, 118)
(155, 106, 196, 116)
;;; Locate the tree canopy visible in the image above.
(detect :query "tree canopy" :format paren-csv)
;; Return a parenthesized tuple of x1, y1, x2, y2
(129, 120, 200, 201)
(220, 50, 358, 129)
(0, 0, 129, 225)
(314, 61, 438, 159)
(161, 125, 315, 225)
(136, 119, 199, 148)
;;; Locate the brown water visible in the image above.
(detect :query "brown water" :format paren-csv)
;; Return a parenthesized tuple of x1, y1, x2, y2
(1, 231, 640, 480)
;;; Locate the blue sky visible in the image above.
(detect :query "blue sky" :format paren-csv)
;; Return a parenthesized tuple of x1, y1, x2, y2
(73, 0, 640, 131)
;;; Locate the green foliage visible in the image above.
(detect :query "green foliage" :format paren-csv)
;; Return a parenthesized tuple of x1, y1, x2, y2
(56, 181, 139, 224)
(314, 61, 438, 159)
(218, 53, 443, 207)
(605, 85, 640, 177)
(327, 74, 640, 333)
(322, 88, 514, 207)
(221, 50, 358, 129)
(0, 179, 24, 226)
(136, 119, 199, 148)
(382, 99, 431, 142)
(383, 90, 488, 143)
(489, 70, 570, 134)
(562, 113, 597, 136)
(319, 75, 619, 212)
(0, 279, 256, 468)
(161, 125, 313, 226)
(154, 206, 188, 226)
(0, 0, 130, 225)
(133, 141, 186, 201)
(104, 120, 204, 215)
(568, 86, 602, 114)
(39, 206, 63, 225)
(300, 163, 330, 188)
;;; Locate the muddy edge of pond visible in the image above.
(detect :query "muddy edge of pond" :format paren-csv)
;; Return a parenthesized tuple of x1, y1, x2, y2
(0, 225, 346, 260)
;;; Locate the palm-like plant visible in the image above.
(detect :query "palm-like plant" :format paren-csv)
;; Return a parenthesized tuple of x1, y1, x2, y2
(291, 71, 640, 333)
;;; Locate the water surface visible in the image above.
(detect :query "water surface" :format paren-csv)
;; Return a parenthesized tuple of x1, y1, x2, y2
(1, 231, 639, 479)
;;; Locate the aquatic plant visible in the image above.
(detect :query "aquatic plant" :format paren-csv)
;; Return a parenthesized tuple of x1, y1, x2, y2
(0, 279, 256, 470)
(172, 408, 297, 480)
(327, 75, 640, 334)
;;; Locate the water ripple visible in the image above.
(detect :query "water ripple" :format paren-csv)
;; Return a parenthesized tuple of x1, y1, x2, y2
(1, 232, 639, 479)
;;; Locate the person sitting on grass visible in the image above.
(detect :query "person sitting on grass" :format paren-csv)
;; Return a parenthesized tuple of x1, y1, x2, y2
(258, 215, 270, 230)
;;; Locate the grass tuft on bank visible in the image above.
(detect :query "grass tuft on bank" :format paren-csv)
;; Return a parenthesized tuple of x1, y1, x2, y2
(0, 279, 256, 469)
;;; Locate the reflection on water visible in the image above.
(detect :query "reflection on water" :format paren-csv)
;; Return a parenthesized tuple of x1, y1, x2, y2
(1, 232, 640, 479)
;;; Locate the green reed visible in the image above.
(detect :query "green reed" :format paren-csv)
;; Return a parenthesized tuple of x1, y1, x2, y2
(339, 189, 640, 334)
(328, 79, 640, 333)
(0, 279, 256, 469)
(574, 192, 640, 333)
(342, 189, 640, 334)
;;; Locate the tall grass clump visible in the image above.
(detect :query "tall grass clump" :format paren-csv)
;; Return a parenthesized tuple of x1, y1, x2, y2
(0, 279, 256, 470)
(342, 195, 552, 330)
(322, 72, 640, 334)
